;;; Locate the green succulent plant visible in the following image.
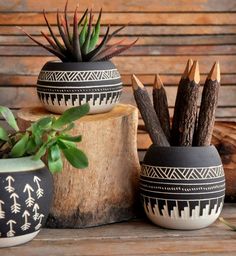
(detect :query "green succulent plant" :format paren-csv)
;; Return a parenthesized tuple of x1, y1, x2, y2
(0, 104, 90, 173)
(19, 1, 138, 62)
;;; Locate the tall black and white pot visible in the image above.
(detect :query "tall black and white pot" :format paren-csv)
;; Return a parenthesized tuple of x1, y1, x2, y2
(140, 145, 225, 230)
(0, 156, 53, 247)
(37, 61, 122, 114)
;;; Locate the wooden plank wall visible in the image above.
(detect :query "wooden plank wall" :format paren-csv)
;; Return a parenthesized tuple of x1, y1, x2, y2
(0, 0, 236, 156)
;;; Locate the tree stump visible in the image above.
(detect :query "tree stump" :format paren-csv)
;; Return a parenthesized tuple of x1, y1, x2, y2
(17, 104, 140, 228)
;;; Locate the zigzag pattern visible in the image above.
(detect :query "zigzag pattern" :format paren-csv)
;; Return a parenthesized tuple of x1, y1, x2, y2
(38, 69, 120, 82)
(141, 165, 224, 179)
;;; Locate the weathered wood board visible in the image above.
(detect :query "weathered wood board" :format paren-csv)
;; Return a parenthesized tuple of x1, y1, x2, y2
(0, 204, 235, 255)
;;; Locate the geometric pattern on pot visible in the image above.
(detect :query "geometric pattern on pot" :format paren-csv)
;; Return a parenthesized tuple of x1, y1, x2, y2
(141, 165, 224, 179)
(38, 69, 120, 82)
(37, 65, 123, 114)
(140, 164, 225, 229)
(37, 85, 122, 114)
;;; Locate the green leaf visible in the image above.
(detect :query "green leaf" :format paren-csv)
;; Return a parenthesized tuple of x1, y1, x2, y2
(57, 139, 77, 149)
(36, 116, 53, 129)
(26, 136, 37, 154)
(62, 146, 88, 169)
(61, 123, 75, 132)
(33, 138, 57, 160)
(89, 9, 102, 51)
(10, 133, 29, 157)
(79, 14, 88, 47)
(48, 147, 63, 173)
(52, 104, 90, 129)
(0, 126, 9, 141)
(0, 106, 19, 131)
(59, 135, 82, 142)
(50, 144, 61, 161)
(32, 142, 47, 161)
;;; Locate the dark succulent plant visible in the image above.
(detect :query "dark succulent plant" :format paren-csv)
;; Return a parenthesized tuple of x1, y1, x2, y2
(18, 1, 138, 62)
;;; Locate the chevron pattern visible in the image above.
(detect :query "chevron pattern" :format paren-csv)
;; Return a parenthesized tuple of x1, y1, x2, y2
(38, 69, 120, 82)
(141, 165, 224, 179)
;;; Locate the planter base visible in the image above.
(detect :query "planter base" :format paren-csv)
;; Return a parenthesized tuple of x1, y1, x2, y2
(144, 200, 223, 230)
(0, 230, 40, 248)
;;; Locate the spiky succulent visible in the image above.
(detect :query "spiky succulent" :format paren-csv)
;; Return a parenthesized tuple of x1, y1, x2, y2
(19, 1, 138, 62)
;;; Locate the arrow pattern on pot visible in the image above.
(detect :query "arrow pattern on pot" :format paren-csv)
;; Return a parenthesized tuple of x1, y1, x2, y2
(0, 200, 5, 219)
(5, 176, 15, 193)
(0, 175, 46, 238)
(33, 203, 40, 221)
(33, 176, 44, 199)
(10, 193, 21, 214)
(23, 184, 35, 207)
(21, 210, 31, 231)
(35, 214, 44, 231)
(6, 220, 16, 237)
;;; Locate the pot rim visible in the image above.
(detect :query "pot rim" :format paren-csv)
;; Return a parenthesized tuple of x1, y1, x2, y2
(44, 60, 114, 66)
(149, 144, 215, 150)
(0, 156, 45, 173)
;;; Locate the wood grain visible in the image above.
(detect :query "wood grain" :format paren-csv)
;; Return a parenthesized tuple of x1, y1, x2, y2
(1, 25, 236, 36)
(2, 35, 236, 46)
(1, 74, 236, 86)
(1, 13, 236, 25)
(1, 0, 236, 12)
(1, 45, 236, 56)
(1, 56, 236, 75)
(18, 104, 140, 228)
(0, 204, 235, 255)
(0, 86, 235, 109)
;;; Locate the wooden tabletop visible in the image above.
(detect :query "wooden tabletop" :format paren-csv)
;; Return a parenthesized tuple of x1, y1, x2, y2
(1, 203, 236, 255)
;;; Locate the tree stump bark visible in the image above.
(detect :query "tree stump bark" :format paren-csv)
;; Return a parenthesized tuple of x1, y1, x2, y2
(17, 104, 140, 228)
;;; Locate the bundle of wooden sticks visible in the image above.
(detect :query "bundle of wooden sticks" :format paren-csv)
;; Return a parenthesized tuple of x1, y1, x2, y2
(132, 59, 221, 147)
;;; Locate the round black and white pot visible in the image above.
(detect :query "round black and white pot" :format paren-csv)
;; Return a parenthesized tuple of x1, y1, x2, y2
(37, 61, 123, 114)
(140, 145, 225, 230)
(0, 156, 53, 247)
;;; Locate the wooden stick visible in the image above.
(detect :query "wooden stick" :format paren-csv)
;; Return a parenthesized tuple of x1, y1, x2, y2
(177, 60, 200, 146)
(152, 74, 171, 141)
(132, 75, 170, 147)
(195, 62, 221, 146)
(171, 59, 193, 145)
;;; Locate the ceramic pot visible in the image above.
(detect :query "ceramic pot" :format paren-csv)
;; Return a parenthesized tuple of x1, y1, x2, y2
(140, 145, 225, 230)
(37, 61, 122, 114)
(0, 156, 53, 247)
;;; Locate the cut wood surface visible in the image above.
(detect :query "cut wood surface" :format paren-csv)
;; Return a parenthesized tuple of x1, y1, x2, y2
(17, 104, 140, 228)
(0, 204, 235, 256)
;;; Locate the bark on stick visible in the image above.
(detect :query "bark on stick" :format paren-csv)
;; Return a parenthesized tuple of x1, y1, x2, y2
(171, 59, 193, 145)
(195, 62, 221, 146)
(177, 61, 200, 146)
(132, 75, 170, 147)
(152, 74, 171, 141)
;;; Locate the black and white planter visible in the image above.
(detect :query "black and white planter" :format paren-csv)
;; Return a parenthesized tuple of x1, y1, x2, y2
(140, 145, 225, 230)
(0, 156, 53, 247)
(37, 61, 122, 114)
